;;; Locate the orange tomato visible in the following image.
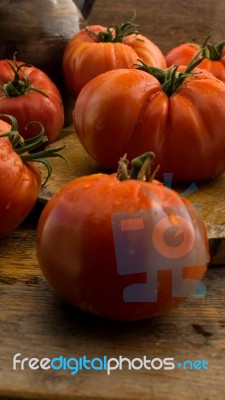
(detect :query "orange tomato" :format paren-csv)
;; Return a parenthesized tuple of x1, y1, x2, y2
(74, 65, 225, 182)
(63, 19, 166, 97)
(37, 155, 209, 321)
(0, 58, 64, 143)
(166, 40, 225, 82)
(0, 115, 66, 239)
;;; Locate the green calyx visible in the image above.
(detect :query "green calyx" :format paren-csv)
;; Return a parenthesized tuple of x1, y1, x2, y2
(0, 114, 68, 185)
(117, 152, 159, 182)
(3, 54, 48, 98)
(135, 48, 207, 96)
(86, 12, 139, 43)
(202, 35, 225, 61)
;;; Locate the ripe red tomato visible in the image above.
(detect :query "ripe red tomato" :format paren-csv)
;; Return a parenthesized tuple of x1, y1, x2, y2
(0, 115, 65, 239)
(73, 62, 225, 182)
(0, 119, 41, 238)
(0, 58, 64, 143)
(166, 40, 225, 82)
(62, 18, 166, 97)
(37, 154, 209, 321)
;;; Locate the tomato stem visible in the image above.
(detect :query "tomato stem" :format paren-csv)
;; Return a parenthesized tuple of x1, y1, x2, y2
(135, 48, 207, 96)
(117, 154, 129, 180)
(130, 152, 155, 180)
(0, 114, 69, 185)
(117, 152, 159, 182)
(202, 35, 225, 60)
(3, 54, 49, 98)
(86, 11, 139, 43)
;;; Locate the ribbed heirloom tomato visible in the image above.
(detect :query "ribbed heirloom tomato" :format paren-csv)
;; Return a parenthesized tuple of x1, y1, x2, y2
(62, 15, 166, 97)
(0, 57, 64, 143)
(74, 54, 225, 182)
(166, 38, 225, 82)
(0, 115, 66, 239)
(37, 153, 209, 321)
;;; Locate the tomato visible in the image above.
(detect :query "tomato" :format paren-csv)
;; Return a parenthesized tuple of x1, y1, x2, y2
(0, 58, 64, 143)
(73, 57, 225, 182)
(0, 115, 66, 239)
(36, 153, 209, 321)
(62, 16, 166, 97)
(166, 39, 225, 82)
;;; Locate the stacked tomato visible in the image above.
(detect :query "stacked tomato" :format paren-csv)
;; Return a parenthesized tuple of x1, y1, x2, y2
(38, 19, 216, 320)
(3, 15, 224, 320)
(0, 55, 65, 237)
(63, 31, 225, 182)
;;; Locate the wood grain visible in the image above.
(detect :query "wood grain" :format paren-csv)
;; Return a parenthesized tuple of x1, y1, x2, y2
(1, 1, 225, 399)
(0, 220, 225, 400)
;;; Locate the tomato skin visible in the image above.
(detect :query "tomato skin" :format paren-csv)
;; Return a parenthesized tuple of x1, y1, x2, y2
(37, 173, 208, 321)
(166, 42, 225, 82)
(62, 25, 166, 97)
(0, 60, 64, 143)
(0, 119, 41, 239)
(74, 67, 225, 182)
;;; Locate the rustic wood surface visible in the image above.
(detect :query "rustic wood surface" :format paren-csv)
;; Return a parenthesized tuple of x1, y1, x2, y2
(1, 0, 225, 399)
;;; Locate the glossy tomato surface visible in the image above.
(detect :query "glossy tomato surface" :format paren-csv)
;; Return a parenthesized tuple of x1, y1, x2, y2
(0, 60, 64, 143)
(37, 173, 209, 321)
(62, 24, 166, 97)
(0, 119, 41, 239)
(74, 67, 225, 182)
(166, 42, 225, 82)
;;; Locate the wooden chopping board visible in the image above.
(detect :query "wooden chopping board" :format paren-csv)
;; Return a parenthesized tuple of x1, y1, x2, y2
(38, 126, 225, 265)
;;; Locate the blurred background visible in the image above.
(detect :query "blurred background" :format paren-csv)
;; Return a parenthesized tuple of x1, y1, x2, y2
(88, 0, 225, 53)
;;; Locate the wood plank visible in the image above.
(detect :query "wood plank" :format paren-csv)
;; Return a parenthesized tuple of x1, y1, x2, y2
(0, 216, 225, 400)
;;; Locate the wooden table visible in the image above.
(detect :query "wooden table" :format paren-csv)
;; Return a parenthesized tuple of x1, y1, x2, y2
(1, 1, 225, 399)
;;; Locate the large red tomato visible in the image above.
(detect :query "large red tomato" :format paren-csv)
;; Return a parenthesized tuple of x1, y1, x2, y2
(37, 153, 209, 321)
(73, 61, 225, 182)
(62, 17, 166, 97)
(0, 115, 65, 239)
(0, 58, 64, 143)
(166, 40, 225, 82)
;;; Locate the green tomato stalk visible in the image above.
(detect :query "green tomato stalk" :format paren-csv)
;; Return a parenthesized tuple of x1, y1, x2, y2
(0, 114, 68, 185)
(117, 152, 160, 182)
(86, 12, 139, 43)
(135, 48, 208, 96)
(3, 54, 48, 98)
(202, 35, 225, 61)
